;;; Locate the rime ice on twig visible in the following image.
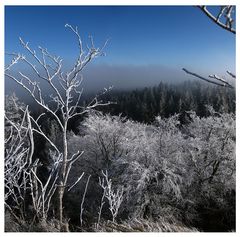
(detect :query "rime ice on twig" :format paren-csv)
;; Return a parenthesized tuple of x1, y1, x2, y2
(99, 170, 123, 222)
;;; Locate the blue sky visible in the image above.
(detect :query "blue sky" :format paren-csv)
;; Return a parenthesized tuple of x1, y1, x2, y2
(5, 6, 236, 91)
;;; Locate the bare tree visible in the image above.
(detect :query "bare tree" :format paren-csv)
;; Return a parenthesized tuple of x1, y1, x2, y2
(5, 24, 110, 229)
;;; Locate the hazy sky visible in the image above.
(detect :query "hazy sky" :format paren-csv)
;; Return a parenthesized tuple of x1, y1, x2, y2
(5, 6, 236, 94)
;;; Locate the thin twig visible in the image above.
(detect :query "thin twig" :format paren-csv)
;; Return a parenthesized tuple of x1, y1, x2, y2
(80, 175, 91, 226)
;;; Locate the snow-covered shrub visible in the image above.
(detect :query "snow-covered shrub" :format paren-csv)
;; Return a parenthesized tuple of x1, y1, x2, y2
(118, 115, 186, 220)
(66, 110, 235, 230)
(81, 112, 127, 169)
(65, 113, 127, 224)
(181, 108, 235, 229)
(67, 112, 187, 223)
(183, 110, 235, 198)
(5, 93, 26, 123)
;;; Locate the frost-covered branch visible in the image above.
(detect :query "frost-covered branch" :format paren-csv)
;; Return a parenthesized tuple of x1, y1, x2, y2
(99, 170, 123, 222)
(197, 6, 236, 34)
(80, 175, 91, 226)
(27, 152, 62, 221)
(68, 172, 85, 192)
(5, 53, 24, 72)
(208, 74, 233, 88)
(4, 104, 62, 223)
(226, 70, 236, 79)
(182, 68, 235, 89)
(96, 178, 106, 229)
(4, 106, 33, 221)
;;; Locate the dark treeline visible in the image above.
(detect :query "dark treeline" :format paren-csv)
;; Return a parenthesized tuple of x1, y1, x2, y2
(96, 80, 235, 123)
(29, 80, 235, 134)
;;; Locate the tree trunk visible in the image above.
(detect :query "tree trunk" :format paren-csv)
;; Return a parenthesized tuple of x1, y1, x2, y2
(58, 122, 68, 230)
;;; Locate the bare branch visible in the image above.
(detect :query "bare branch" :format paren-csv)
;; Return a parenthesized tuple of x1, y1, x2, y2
(80, 175, 91, 226)
(4, 106, 34, 221)
(226, 70, 236, 79)
(5, 72, 64, 131)
(68, 172, 85, 192)
(97, 177, 107, 229)
(182, 68, 234, 89)
(197, 5, 236, 34)
(208, 74, 233, 88)
(5, 53, 24, 71)
(99, 170, 123, 222)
